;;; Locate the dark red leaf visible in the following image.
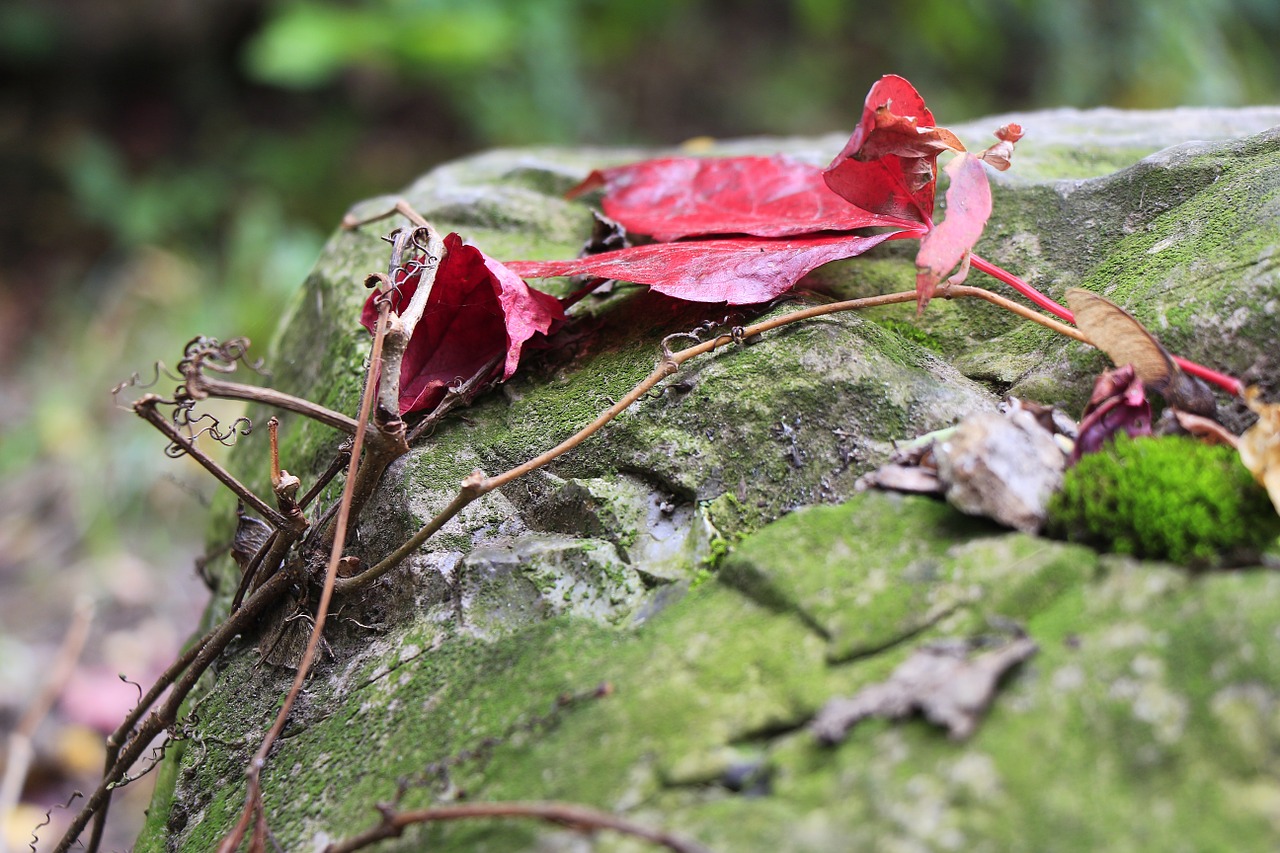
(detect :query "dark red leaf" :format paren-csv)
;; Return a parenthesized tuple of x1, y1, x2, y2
(569, 156, 918, 241)
(362, 233, 565, 415)
(1072, 365, 1152, 463)
(823, 74, 964, 224)
(914, 153, 993, 312)
(507, 231, 903, 305)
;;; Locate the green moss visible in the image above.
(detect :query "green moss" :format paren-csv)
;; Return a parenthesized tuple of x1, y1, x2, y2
(871, 317, 945, 354)
(1048, 435, 1280, 566)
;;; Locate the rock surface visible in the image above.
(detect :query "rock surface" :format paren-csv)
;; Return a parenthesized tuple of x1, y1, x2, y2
(138, 107, 1280, 852)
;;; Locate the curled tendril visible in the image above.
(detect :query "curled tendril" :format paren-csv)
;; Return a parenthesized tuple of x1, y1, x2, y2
(378, 256, 433, 314)
(112, 741, 171, 788)
(30, 791, 82, 853)
(111, 362, 184, 409)
(408, 225, 437, 260)
(660, 331, 702, 362)
(163, 413, 253, 458)
(176, 336, 267, 381)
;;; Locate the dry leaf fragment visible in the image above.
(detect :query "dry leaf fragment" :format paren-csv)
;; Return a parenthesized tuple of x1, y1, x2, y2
(933, 410, 1066, 533)
(978, 123, 1024, 171)
(1066, 288, 1216, 416)
(1238, 387, 1280, 515)
(813, 636, 1038, 743)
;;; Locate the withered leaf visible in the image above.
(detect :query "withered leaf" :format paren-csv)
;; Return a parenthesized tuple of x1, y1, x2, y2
(1066, 288, 1216, 416)
(812, 636, 1038, 743)
(231, 505, 273, 573)
(1238, 387, 1280, 515)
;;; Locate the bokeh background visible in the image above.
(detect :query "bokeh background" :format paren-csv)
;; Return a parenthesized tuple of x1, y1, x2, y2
(2, 0, 1278, 847)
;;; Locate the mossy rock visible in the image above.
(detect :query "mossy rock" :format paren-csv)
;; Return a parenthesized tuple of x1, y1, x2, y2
(141, 108, 1280, 852)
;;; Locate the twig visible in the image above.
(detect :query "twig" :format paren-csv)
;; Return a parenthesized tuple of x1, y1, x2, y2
(185, 374, 358, 436)
(323, 801, 710, 853)
(218, 286, 394, 853)
(134, 396, 286, 528)
(337, 290, 907, 593)
(0, 599, 93, 853)
(405, 353, 504, 444)
(939, 284, 1088, 343)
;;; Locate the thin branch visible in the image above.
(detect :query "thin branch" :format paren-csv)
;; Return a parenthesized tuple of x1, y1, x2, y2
(341, 197, 430, 231)
(405, 353, 504, 445)
(218, 291, 394, 853)
(324, 801, 710, 853)
(188, 375, 358, 435)
(298, 444, 353, 510)
(390, 224, 445, 341)
(338, 290, 928, 595)
(134, 395, 286, 528)
(939, 284, 1089, 343)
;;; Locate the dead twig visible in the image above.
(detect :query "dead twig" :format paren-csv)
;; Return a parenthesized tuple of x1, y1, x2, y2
(53, 570, 295, 853)
(217, 279, 395, 853)
(324, 801, 711, 853)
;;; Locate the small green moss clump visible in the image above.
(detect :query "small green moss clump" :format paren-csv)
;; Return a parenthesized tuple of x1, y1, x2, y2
(1048, 435, 1280, 566)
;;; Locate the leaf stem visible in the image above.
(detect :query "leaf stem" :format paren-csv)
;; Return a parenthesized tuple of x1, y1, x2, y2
(324, 801, 709, 853)
(967, 253, 1242, 395)
(969, 253, 1073, 321)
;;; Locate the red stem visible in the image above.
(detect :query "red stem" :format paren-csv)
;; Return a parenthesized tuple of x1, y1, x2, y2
(1171, 356, 1244, 397)
(966, 252, 1242, 397)
(969, 253, 1074, 322)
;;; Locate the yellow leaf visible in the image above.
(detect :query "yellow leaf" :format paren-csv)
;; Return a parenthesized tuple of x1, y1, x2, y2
(1238, 387, 1280, 515)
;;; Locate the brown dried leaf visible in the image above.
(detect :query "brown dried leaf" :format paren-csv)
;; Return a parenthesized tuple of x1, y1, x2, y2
(812, 636, 1038, 743)
(1066, 288, 1217, 416)
(978, 123, 1024, 171)
(1238, 387, 1280, 515)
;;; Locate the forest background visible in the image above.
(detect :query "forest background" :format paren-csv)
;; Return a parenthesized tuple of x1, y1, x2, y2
(1, 0, 1279, 846)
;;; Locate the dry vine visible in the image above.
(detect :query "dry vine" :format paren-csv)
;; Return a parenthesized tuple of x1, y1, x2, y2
(52, 197, 1157, 853)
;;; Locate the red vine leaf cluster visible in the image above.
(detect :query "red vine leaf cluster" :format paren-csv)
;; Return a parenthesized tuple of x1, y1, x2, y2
(365, 74, 1015, 414)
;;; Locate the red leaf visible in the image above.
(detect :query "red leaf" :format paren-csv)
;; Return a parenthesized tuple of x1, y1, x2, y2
(914, 153, 993, 312)
(362, 233, 565, 415)
(1072, 365, 1152, 463)
(507, 231, 903, 305)
(570, 156, 917, 241)
(823, 74, 964, 224)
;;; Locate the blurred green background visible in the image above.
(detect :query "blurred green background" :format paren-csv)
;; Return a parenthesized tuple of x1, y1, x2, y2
(0, 0, 1278, 842)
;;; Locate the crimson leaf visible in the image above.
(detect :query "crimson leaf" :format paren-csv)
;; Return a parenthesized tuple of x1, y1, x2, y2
(571, 156, 918, 241)
(823, 74, 964, 224)
(361, 233, 564, 415)
(506, 231, 903, 305)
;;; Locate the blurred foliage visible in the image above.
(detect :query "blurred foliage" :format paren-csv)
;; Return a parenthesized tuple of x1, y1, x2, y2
(1, 0, 1278, 614)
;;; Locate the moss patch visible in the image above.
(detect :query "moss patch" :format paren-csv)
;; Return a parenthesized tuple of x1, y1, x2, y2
(1048, 435, 1280, 566)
